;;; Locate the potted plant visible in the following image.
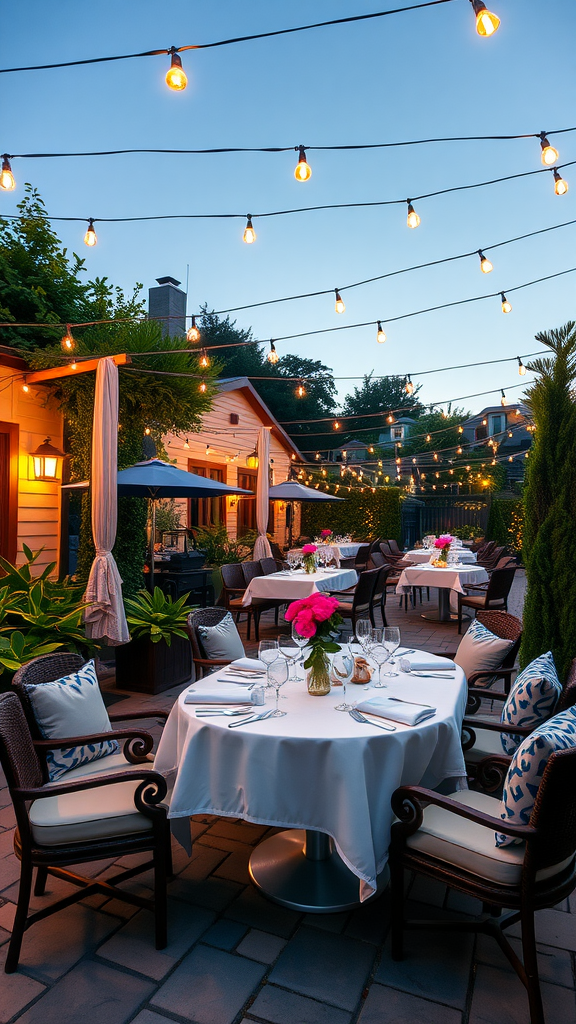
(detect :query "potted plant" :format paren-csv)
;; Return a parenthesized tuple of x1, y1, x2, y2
(116, 588, 192, 694)
(192, 524, 255, 601)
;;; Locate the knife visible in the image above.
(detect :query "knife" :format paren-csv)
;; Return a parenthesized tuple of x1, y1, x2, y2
(228, 709, 274, 728)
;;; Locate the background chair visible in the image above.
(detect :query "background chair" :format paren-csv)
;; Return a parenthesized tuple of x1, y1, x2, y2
(435, 610, 523, 704)
(332, 566, 380, 632)
(458, 567, 517, 632)
(242, 560, 282, 639)
(186, 606, 244, 678)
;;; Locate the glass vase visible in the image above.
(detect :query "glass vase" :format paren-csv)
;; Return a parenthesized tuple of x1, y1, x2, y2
(303, 555, 317, 574)
(306, 652, 331, 696)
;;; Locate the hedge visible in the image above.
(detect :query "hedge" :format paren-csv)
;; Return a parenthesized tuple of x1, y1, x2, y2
(301, 488, 402, 542)
(486, 497, 524, 554)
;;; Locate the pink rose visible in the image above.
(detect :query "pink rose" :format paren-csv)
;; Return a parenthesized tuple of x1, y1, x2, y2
(294, 613, 317, 638)
(320, 529, 332, 538)
(308, 594, 339, 621)
(302, 544, 318, 555)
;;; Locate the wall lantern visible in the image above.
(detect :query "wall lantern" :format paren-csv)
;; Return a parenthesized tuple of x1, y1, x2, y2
(30, 437, 65, 481)
(246, 448, 259, 469)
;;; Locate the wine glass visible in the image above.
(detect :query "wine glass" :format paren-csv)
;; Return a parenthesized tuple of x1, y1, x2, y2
(370, 642, 391, 687)
(291, 621, 309, 662)
(382, 627, 401, 677)
(259, 640, 279, 688)
(333, 648, 355, 711)
(355, 619, 372, 652)
(268, 657, 289, 717)
(278, 634, 300, 680)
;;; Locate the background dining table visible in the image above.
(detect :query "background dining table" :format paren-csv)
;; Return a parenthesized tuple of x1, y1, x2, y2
(396, 563, 489, 621)
(154, 657, 468, 911)
(288, 542, 364, 567)
(403, 548, 477, 565)
(241, 567, 358, 606)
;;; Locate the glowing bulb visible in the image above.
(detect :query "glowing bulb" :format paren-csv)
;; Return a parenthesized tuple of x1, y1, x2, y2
(267, 340, 279, 364)
(83, 218, 97, 246)
(376, 321, 386, 343)
(553, 168, 568, 196)
(70, 360, 77, 370)
(470, 0, 500, 36)
(517, 356, 526, 376)
(406, 201, 420, 229)
(540, 134, 558, 166)
(426, 434, 431, 442)
(457, 446, 463, 454)
(61, 326, 76, 353)
(166, 51, 187, 91)
(199, 350, 210, 368)
(0, 155, 15, 191)
(199, 381, 207, 393)
(333, 420, 341, 430)
(294, 146, 311, 182)
(387, 415, 394, 424)
(243, 216, 256, 244)
(458, 425, 464, 433)
(405, 377, 414, 395)
(184, 438, 190, 448)
(22, 383, 29, 393)
(296, 383, 306, 398)
(335, 290, 345, 314)
(500, 389, 507, 406)
(501, 292, 512, 314)
(478, 249, 493, 274)
(187, 316, 200, 343)
(144, 427, 151, 436)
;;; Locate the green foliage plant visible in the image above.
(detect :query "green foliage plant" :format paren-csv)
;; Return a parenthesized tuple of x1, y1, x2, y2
(192, 523, 254, 568)
(302, 488, 402, 542)
(486, 498, 524, 553)
(124, 588, 191, 645)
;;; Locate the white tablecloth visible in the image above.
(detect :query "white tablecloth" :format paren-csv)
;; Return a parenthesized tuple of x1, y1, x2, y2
(288, 542, 362, 567)
(154, 659, 468, 901)
(395, 563, 488, 596)
(405, 549, 477, 565)
(242, 568, 358, 606)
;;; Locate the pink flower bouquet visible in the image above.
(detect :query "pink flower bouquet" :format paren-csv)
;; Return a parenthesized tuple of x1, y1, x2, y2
(433, 534, 453, 564)
(302, 544, 318, 555)
(320, 529, 333, 539)
(301, 543, 318, 573)
(285, 594, 342, 688)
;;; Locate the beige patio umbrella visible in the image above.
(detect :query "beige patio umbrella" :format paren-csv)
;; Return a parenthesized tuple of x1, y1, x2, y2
(253, 426, 273, 559)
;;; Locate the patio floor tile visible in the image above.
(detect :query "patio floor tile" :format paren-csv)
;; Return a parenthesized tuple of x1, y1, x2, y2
(356, 983, 463, 1024)
(468, 963, 576, 1024)
(151, 943, 266, 1024)
(236, 928, 287, 963)
(0, 947, 46, 1024)
(225, 886, 302, 938)
(15, 903, 122, 983)
(268, 925, 376, 1011)
(168, 873, 243, 912)
(202, 917, 248, 950)
(475, 932, 575, 988)
(508, 907, 576, 952)
(249, 984, 353, 1024)
(14, 959, 155, 1024)
(97, 900, 215, 980)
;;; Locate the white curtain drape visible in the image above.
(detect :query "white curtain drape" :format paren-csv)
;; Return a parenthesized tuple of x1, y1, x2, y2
(83, 357, 130, 644)
(253, 426, 272, 559)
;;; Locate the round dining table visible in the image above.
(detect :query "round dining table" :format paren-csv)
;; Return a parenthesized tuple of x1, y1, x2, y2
(154, 656, 468, 912)
(404, 548, 477, 565)
(396, 563, 489, 622)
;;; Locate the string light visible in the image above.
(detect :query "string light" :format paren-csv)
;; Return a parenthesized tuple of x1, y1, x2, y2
(501, 292, 512, 313)
(335, 289, 345, 314)
(333, 420, 341, 430)
(517, 356, 526, 375)
(199, 349, 210, 368)
(243, 215, 256, 244)
(376, 321, 386, 343)
(387, 414, 394, 424)
(500, 388, 507, 406)
(296, 381, 306, 398)
(184, 438, 190, 448)
(144, 427, 151, 435)
(294, 146, 312, 182)
(186, 316, 201, 343)
(22, 383, 29, 393)
(458, 425, 464, 433)
(267, 340, 279, 364)
(165, 49, 187, 91)
(540, 133, 559, 166)
(553, 168, 569, 196)
(406, 200, 420, 229)
(478, 249, 493, 274)
(69, 359, 77, 370)
(83, 218, 97, 247)
(456, 446, 463, 454)
(426, 434, 431, 442)
(60, 325, 76, 353)
(0, 155, 15, 190)
(404, 376, 414, 395)
(470, 0, 500, 37)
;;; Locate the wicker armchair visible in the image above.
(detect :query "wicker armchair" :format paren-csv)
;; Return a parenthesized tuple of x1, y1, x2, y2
(0, 691, 171, 973)
(439, 610, 522, 706)
(389, 746, 576, 1024)
(457, 567, 517, 632)
(186, 607, 245, 679)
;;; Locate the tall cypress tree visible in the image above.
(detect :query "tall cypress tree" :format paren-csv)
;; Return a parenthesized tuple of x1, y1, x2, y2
(520, 322, 576, 679)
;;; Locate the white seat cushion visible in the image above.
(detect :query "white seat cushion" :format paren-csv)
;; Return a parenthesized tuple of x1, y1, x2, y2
(29, 758, 162, 846)
(406, 789, 574, 885)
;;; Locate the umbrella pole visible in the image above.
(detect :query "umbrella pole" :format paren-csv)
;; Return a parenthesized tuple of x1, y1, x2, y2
(149, 498, 156, 592)
(288, 500, 293, 550)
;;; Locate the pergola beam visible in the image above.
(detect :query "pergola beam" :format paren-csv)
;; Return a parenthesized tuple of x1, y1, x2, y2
(24, 352, 131, 385)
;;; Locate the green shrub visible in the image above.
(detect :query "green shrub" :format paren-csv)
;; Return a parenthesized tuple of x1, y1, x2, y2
(302, 489, 402, 541)
(124, 588, 190, 645)
(192, 524, 255, 568)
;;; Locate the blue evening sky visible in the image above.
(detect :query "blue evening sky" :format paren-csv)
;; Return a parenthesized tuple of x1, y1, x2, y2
(2, 0, 575, 413)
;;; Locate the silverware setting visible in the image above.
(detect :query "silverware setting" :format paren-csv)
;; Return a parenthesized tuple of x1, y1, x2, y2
(349, 708, 396, 732)
(388, 696, 434, 709)
(228, 709, 275, 728)
(196, 707, 254, 717)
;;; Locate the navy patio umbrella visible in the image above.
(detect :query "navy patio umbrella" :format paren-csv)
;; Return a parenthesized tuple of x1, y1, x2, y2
(268, 479, 344, 548)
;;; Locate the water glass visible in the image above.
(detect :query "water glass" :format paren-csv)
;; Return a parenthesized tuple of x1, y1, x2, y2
(333, 648, 355, 711)
(278, 634, 300, 680)
(370, 642, 391, 687)
(258, 640, 279, 688)
(355, 619, 372, 652)
(268, 657, 289, 717)
(291, 621, 309, 655)
(382, 627, 401, 677)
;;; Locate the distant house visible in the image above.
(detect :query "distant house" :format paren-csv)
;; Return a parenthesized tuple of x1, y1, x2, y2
(328, 439, 373, 463)
(461, 401, 532, 486)
(377, 416, 418, 447)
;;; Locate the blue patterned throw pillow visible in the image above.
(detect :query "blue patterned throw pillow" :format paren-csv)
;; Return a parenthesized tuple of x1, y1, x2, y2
(496, 706, 576, 847)
(500, 651, 562, 754)
(25, 659, 119, 781)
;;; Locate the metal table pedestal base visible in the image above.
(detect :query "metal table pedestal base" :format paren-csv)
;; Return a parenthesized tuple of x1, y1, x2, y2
(249, 828, 386, 913)
(421, 587, 470, 623)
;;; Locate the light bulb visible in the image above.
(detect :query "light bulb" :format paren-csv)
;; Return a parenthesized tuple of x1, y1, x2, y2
(458, 425, 464, 433)
(166, 51, 187, 91)
(335, 289, 345, 314)
(406, 201, 420, 229)
(426, 434, 431, 442)
(187, 316, 200, 343)
(540, 134, 558, 166)
(376, 321, 386, 343)
(199, 350, 210, 368)
(470, 0, 500, 36)
(70, 360, 77, 370)
(144, 427, 151, 436)
(457, 446, 463, 454)
(61, 326, 76, 353)
(553, 169, 568, 196)
(333, 420, 341, 430)
(478, 249, 493, 274)
(294, 146, 311, 182)
(267, 340, 279, 364)
(501, 389, 507, 406)
(243, 216, 256, 244)
(22, 383, 29, 393)
(509, 455, 513, 462)
(405, 377, 414, 395)
(501, 292, 512, 314)
(184, 438, 190, 448)
(517, 356, 526, 375)
(199, 381, 207, 393)
(0, 155, 15, 191)
(84, 218, 97, 247)
(296, 383, 306, 398)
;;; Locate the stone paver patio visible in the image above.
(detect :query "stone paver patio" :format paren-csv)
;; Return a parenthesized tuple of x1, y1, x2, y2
(1, 570, 575, 1023)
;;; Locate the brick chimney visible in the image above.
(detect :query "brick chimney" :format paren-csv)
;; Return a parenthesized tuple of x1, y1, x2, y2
(148, 276, 186, 337)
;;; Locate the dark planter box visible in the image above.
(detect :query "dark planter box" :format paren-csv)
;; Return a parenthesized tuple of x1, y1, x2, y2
(115, 633, 192, 694)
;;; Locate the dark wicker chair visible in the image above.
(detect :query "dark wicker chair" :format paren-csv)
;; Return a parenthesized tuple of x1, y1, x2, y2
(457, 567, 517, 632)
(0, 691, 171, 973)
(269, 541, 285, 561)
(353, 544, 371, 572)
(477, 544, 506, 569)
(186, 607, 245, 678)
(389, 746, 576, 1024)
(371, 565, 392, 627)
(440, 610, 523, 705)
(241, 561, 282, 639)
(259, 557, 278, 575)
(333, 566, 381, 632)
(367, 551, 386, 569)
(219, 563, 258, 640)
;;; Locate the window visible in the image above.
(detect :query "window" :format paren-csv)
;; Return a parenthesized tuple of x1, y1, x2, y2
(236, 470, 275, 537)
(392, 425, 405, 441)
(489, 414, 503, 436)
(475, 424, 488, 441)
(187, 460, 226, 529)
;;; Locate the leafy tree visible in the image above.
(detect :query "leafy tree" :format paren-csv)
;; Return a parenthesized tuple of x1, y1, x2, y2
(400, 408, 467, 457)
(520, 322, 576, 678)
(340, 374, 424, 442)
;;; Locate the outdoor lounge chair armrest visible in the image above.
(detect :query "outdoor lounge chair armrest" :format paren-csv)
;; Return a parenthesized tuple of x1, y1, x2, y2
(462, 716, 535, 736)
(34, 728, 155, 764)
(462, 583, 489, 592)
(390, 784, 536, 841)
(467, 667, 516, 687)
(109, 709, 169, 723)
(192, 657, 230, 668)
(13, 767, 167, 802)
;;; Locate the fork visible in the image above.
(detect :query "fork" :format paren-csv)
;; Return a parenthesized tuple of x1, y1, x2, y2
(349, 708, 396, 732)
(196, 708, 254, 717)
(228, 709, 275, 728)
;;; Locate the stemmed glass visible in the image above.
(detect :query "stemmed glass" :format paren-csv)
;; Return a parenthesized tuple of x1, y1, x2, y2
(268, 657, 289, 717)
(370, 642, 391, 687)
(258, 640, 279, 689)
(333, 648, 356, 711)
(291, 622, 308, 674)
(355, 619, 372, 653)
(382, 627, 401, 677)
(278, 634, 300, 681)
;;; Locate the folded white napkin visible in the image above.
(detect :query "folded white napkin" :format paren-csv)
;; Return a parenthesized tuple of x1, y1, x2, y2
(356, 696, 437, 726)
(399, 653, 455, 671)
(184, 685, 258, 705)
(230, 657, 267, 672)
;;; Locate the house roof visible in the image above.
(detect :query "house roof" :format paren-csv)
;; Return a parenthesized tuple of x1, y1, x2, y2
(216, 377, 304, 461)
(462, 401, 530, 425)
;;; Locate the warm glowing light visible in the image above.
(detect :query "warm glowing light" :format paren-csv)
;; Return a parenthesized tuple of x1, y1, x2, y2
(458, 425, 464, 434)
(517, 356, 526, 375)
(30, 437, 65, 481)
(84, 218, 97, 246)
(61, 326, 76, 353)
(333, 420, 341, 430)
(296, 382, 306, 398)
(144, 427, 151, 436)
(387, 415, 394, 424)
(22, 384, 29, 393)
(426, 434, 431, 442)
(501, 292, 512, 314)
(199, 381, 207, 393)
(187, 316, 201, 343)
(199, 350, 210, 368)
(478, 249, 493, 274)
(553, 168, 569, 196)
(406, 201, 420, 229)
(500, 389, 507, 406)
(0, 155, 15, 191)
(243, 216, 256, 244)
(70, 360, 77, 370)
(376, 321, 386, 343)
(294, 146, 311, 182)
(184, 438, 190, 448)
(540, 134, 558, 166)
(335, 289, 345, 314)
(246, 449, 259, 469)
(166, 50, 187, 91)
(470, 0, 500, 36)
(404, 376, 414, 395)
(433, 452, 438, 461)
(457, 446, 463, 454)
(267, 340, 279, 364)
